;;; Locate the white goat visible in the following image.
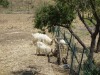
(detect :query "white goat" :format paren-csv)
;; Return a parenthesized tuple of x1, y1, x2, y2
(36, 41, 53, 56)
(32, 33, 53, 45)
(32, 33, 42, 43)
(53, 39, 67, 50)
(59, 39, 66, 45)
(59, 39, 67, 50)
(42, 34, 53, 45)
(36, 41, 57, 62)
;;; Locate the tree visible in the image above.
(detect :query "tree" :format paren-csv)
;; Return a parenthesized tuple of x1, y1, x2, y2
(75, 0, 100, 60)
(34, 0, 75, 31)
(34, 0, 100, 67)
(0, 0, 9, 8)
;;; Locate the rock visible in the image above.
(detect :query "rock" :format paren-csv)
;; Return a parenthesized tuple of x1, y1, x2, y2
(22, 70, 34, 75)
(59, 64, 70, 69)
(22, 68, 37, 75)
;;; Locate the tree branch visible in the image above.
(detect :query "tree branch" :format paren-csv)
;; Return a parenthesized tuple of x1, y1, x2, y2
(67, 27, 88, 50)
(89, 0, 100, 21)
(96, 32, 100, 52)
(78, 11, 93, 35)
(89, 23, 99, 60)
(58, 25, 88, 50)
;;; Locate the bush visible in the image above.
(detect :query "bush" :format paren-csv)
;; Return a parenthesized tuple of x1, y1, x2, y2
(0, 0, 9, 8)
(34, 1, 76, 32)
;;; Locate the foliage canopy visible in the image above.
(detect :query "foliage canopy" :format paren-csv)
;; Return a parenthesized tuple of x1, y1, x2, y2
(34, 0, 76, 32)
(34, 0, 100, 74)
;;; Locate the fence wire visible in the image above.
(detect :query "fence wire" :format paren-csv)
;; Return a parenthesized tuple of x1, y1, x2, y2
(54, 26, 96, 75)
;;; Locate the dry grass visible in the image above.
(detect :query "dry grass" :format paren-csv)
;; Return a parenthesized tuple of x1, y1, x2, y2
(0, 14, 100, 75)
(0, 14, 69, 75)
(72, 17, 100, 67)
(0, 0, 100, 75)
(0, 0, 54, 14)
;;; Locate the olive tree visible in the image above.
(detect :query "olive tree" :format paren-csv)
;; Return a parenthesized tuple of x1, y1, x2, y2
(34, 0, 87, 54)
(34, 0, 76, 31)
(34, 0, 100, 66)
(75, 0, 100, 60)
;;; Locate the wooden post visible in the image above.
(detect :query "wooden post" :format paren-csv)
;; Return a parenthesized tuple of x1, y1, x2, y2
(56, 37, 62, 65)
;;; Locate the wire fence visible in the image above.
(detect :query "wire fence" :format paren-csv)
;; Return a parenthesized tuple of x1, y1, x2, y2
(53, 26, 97, 75)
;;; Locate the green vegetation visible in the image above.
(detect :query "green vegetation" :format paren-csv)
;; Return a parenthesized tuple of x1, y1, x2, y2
(0, 0, 9, 8)
(34, 0, 75, 32)
(84, 19, 94, 27)
(34, 0, 100, 74)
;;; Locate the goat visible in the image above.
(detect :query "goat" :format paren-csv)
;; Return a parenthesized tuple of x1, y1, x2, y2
(36, 41, 55, 62)
(36, 41, 53, 55)
(59, 39, 66, 45)
(32, 33, 53, 45)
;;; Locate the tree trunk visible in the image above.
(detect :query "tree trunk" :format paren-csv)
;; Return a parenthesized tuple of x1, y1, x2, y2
(67, 27, 87, 50)
(89, 34, 97, 60)
(96, 33, 100, 52)
(89, 24, 99, 60)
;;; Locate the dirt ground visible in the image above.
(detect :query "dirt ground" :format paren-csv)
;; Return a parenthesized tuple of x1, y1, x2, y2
(0, 14, 69, 75)
(0, 13, 100, 75)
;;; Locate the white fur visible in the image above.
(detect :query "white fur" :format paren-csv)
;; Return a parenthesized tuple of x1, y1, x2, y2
(59, 39, 66, 45)
(42, 34, 52, 45)
(59, 39, 67, 51)
(32, 33, 52, 45)
(36, 41, 52, 55)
